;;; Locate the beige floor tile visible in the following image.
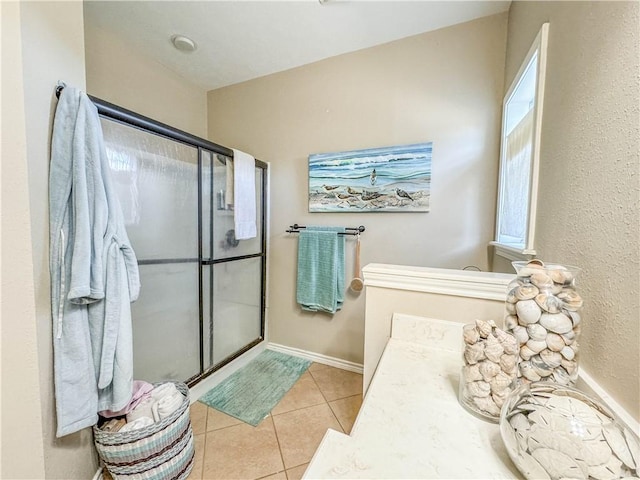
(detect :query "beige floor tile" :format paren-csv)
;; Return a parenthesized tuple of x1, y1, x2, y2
(206, 406, 243, 431)
(187, 433, 205, 480)
(285, 463, 309, 480)
(328, 394, 362, 434)
(308, 362, 327, 373)
(202, 416, 283, 480)
(190, 402, 209, 435)
(308, 365, 363, 402)
(272, 372, 325, 415)
(273, 403, 343, 469)
(257, 472, 287, 480)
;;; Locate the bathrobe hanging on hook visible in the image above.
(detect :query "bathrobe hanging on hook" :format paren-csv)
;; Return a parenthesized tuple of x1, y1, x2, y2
(49, 85, 140, 437)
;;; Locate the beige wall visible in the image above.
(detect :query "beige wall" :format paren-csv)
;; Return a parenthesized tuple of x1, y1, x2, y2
(1, 2, 46, 477)
(84, 22, 207, 138)
(207, 14, 508, 364)
(501, 1, 639, 420)
(2, 1, 100, 478)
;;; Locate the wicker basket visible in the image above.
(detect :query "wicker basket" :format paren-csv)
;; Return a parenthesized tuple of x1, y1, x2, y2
(93, 382, 194, 480)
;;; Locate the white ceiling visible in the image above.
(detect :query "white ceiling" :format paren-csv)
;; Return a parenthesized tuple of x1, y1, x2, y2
(84, 1, 510, 91)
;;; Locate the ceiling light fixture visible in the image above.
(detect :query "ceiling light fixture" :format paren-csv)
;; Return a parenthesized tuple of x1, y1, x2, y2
(171, 35, 197, 53)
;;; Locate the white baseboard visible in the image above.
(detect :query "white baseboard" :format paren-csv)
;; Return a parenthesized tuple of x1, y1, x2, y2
(189, 342, 266, 403)
(267, 343, 363, 374)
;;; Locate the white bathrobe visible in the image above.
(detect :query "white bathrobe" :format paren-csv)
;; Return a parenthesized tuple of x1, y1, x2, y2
(49, 86, 140, 437)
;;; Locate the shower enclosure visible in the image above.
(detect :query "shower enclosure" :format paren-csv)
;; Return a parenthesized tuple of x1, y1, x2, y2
(97, 97, 267, 386)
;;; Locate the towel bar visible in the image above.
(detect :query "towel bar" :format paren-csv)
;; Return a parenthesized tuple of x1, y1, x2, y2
(286, 224, 365, 236)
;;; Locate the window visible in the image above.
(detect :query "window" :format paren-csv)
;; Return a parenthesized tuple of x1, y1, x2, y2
(492, 23, 549, 260)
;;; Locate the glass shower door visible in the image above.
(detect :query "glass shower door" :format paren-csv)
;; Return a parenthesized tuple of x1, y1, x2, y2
(102, 119, 201, 382)
(202, 152, 265, 370)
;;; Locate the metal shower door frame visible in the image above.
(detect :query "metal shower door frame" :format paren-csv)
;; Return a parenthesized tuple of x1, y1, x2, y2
(91, 95, 267, 387)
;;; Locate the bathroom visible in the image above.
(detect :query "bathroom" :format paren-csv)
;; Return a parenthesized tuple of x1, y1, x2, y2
(2, 1, 638, 479)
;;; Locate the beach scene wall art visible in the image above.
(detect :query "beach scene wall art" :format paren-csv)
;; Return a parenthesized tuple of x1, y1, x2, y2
(308, 142, 432, 212)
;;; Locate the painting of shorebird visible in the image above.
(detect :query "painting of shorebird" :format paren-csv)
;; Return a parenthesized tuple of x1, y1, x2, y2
(308, 142, 432, 212)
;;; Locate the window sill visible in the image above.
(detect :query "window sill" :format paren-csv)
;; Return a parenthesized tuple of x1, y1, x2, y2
(489, 241, 536, 261)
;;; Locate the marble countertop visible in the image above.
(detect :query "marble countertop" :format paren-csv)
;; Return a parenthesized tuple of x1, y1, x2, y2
(303, 314, 522, 479)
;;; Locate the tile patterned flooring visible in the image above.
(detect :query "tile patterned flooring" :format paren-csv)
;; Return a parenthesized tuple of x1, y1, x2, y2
(188, 363, 363, 480)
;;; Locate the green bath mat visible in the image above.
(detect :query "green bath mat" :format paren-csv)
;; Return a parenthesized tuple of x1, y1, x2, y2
(199, 349, 311, 426)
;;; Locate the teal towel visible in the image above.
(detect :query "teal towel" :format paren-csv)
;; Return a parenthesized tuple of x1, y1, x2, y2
(296, 226, 345, 313)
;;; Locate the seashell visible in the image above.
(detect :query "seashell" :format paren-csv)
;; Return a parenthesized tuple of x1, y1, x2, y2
(528, 409, 571, 432)
(568, 311, 581, 327)
(573, 323, 582, 336)
(512, 326, 529, 345)
(552, 367, 571, 385)
(561, 358, 578, 375)
(467, 380, 491, 398)
(583, 438, 614, 466)
(561, 330, 576, 344)
(463, 323, 480, 345)
(517, 260, 546, 278)
(494, 329, 519, 352)
(545, 395, 605, 427)
(545, 332, 565, 352)
(550, 267, 574, 285)
(540, 349, 562, 368)
(508, 278, 525, 290)
(484, 342, 504, 363)
(473, 395, 501, 416)
(475, 319, 493, 338)
(623, 427, 640, 470)
(531, 355, 554, 377)
(506, 287, 518, 304)
(527, 323, 548, 341)
(516, 300, 542, 325)
(528, 259, 545, 266)
(587, 454, 622, 480)
(464, 342, 485, 365)
(531, 448, 588, 480)
(603, 425, 636, 470)
(520, 345, 536, 361)
(528, 427, 586, 461)
(516, 284, 540, 300)
(520, 361, 542, 381)
(514, 450, 552, 480)
(485, 346, 504, 364)
(539, 312, 573, 334)
(526, 339, 548, 354)
(463, 364, 483, 382)
(504, 314, 518, 330)
(530, 272, 553, 290)
(479, 360, 501, 381)
(490, 371, 513, 393)
(499, 353, 518, 373)
(534, 293, 562, 313)
(509, 412, 531, 431)
(492, 389, 510, 408)
(505, 302, 517, 315)
(558, 289, 583, 311)
(551, 283, 563, 295)
(560, 345, 576, 360)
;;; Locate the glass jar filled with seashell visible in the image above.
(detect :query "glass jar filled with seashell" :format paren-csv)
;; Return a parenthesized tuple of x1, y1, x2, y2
(505, 260, 583, 386)
(500, 382, 640, 480)
(459, 319, 519, 422)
